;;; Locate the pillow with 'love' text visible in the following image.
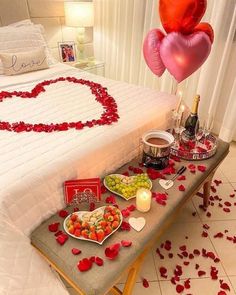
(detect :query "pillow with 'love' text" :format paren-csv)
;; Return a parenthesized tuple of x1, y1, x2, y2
(0, 47, 49, 75)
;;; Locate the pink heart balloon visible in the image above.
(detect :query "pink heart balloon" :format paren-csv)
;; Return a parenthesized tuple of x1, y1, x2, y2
(143, 29, 166, 77)
(160, 32, 212, 82)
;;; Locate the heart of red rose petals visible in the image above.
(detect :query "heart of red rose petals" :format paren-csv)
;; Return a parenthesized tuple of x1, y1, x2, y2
(77, 258, 92, 272)
(48, 222, 60, 232)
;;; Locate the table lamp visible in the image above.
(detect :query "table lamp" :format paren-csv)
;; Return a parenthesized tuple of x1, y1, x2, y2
(64, 2, 94, 61)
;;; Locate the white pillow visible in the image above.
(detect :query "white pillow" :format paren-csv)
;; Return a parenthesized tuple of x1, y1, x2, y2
(0, 48, 49, 75)
(7, 19, 33, 27)
(0, 24, 56, 74)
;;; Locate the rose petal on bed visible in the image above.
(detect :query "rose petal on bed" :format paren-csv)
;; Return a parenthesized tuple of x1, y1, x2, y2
(121, 240, 132, 247)
(178, 185, 185, 191)
(195, 264, 200, 270)
(210, 266, 218, 280)
(214, 179, 222, 186)
(48, 222, 60, 232)
(105, 245, 119, 260)
(224, 201, 231, 207)
(193, 249, 200, 256)
(179, 245, 186, 251)
(202, 231, 208, 237)
(170, 155, 181, 162)
(156, 248, 164, 260)
(206, 212, 211, 218)
(188, 164, 196, 170)
(142, 278, 149, 288)
(58, 210, 69, 218)
(95, 257, 104, 266)
(71, 248, 81, 255)
(218, 291, 226, 295)
(184, 279, 191, 289)
(198, 165, 207, 172)
(159, 267, 168, 278)
(77, 258, 92, 272)
(230, 193, 235, 198)
(54, 230, 63, 237)
(211, 186, 217, 193)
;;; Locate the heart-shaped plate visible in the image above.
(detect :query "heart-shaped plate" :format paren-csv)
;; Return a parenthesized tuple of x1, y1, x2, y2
(63, 205, 122, 245)
(129, 217, 146, 232)
(104, 174, 152, 201)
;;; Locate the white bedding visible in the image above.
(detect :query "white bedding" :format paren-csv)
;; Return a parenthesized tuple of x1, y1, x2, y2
(0, 63, 177, 294)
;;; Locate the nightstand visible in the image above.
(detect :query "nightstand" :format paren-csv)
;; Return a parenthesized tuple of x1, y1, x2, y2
(70, 60, 105, 77)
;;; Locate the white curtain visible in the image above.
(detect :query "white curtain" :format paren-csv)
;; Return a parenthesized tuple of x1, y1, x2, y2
(94, 0, 236, 142)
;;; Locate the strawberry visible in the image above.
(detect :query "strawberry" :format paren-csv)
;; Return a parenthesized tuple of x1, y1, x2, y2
(74, 222, 81, 230)
(90, 225, 96, 232)
(111, 209, 117, 216)
(105, 225, 112, 236)
(108, 216, 114, 222)
(81, 229, 89, 239)
(82, 221, 90, 229)
(74, 229, 81, 237)
(89, 232, 97, 241)
(68, 226, 75, 234)
(96, 229, 105, 242)
(113, 214, 120, 221)
(70, 214, 78, 222)
(104, 213, 110, 220)
(100, 220, 107, 228)
(112, 221, 119, 229)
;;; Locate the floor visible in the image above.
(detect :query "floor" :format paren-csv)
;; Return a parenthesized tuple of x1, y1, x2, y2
(67, 142, 236, 295)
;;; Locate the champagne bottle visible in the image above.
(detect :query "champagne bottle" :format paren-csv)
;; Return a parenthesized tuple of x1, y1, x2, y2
(184, 95, 200, 140)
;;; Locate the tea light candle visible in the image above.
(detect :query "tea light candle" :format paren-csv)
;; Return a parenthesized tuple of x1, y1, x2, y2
(136, 188, 152, 212)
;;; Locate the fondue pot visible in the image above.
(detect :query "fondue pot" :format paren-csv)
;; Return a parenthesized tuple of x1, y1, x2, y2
(141, 130, 174, 170)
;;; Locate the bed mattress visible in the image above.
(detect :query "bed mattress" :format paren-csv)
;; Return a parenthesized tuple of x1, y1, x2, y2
(0, 63, 177, 294)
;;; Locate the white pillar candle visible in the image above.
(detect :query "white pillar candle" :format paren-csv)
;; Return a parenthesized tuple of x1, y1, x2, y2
(136, 188, 152, 212)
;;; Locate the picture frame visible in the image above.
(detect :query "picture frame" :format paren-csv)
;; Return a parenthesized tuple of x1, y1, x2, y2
(58, 41, 77, 63)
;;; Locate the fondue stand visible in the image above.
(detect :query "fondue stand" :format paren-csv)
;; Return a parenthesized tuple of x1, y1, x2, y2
(31, 139, 229, 295)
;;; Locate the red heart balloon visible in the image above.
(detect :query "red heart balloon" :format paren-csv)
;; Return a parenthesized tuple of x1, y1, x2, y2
(159, 0, 207, 34)
(193, 22, 214, 43)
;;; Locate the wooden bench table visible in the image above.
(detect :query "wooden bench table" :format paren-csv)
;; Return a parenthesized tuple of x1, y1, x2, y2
(31, 139, 229, 295)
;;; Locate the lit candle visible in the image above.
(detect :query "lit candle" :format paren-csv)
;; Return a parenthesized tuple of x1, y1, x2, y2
(136, 188, 152, 212)
(180, 104, 185, 126)
(176, 90, 183, 113)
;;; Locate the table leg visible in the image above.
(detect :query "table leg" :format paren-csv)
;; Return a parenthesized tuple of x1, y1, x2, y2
(122, 249, 148, 295)
(203, 173, 214, 207)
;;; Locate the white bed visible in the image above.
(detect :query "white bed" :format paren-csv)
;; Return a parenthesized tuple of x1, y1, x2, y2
(0, 62, 177, 294)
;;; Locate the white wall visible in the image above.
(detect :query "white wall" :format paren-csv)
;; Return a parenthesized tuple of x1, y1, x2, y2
(0, 0, 94, 60)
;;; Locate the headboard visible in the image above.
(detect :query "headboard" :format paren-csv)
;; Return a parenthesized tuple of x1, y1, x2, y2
(0, 0, 93, 60)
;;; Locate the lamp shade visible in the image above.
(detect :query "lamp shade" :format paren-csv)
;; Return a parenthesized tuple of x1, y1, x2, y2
(64, 2, 94, 27)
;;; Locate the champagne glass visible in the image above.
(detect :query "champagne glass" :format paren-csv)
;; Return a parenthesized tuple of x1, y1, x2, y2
(203, 115, 214, 143)
(194, 127, 204, 152)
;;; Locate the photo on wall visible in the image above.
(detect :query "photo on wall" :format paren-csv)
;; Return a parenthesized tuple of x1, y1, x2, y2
(58, 41, 76, 63)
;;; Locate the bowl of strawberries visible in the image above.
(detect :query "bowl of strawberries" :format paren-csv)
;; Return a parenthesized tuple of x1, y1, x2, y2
(63, 205, 123, 245)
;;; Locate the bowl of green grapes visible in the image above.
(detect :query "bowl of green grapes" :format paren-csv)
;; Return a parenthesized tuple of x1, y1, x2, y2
(104, 173, 152, 201)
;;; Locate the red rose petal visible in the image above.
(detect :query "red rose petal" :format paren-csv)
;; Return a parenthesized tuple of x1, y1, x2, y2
(193, 249, 200, 256)
(224, 201, 231, 207)
(176, 284, 184, 293)
(71, 248, 81, 255)
(156, 248, 164, 260)
(202, 231, 208, 237)
(105, 247, 119, 260)
(177, 175, 186, 181)
(164, 240, 172, 251)
(210, 266, 218, 280)
(198, 165, 207, 172)
(206, 212, 211, 217)
(127, 204, 136, 212)
(77, 258, 92, 272)
(89, 256, 95, 263)
(142, 278, 149, 288)
(105, 195, 116, 204)
(95, 257, 104, 266)
(179, 245, 186, 251)
(188, 164, 196, 170)
(230, 194, 235, 198)
(159, 266, 168, 278)
(54, 230, 63, 237)
(122, 171, 129, 176)
(183, 261, 190, 266)
(184, 279, 191, 289)
(121, 209, 130, 218)
(223, 208, 231, 213)
(101, 185, 107, 194)
(120, 221, 131, 231)
(203, 224, 210, 230)
(218, 292, 226, 295)
(220, 281, 230, 291)
(73, 207, 79, 212)
(178, 185, 185, 192)
(48, 222, 60, 232)
(58, 210, 69, 218)
(56, 233, 68, 245)
(198, 270, 206, 277)
(121, 240, 132, 247)
(195, 264, 199, 270)
(214, 179, 222, 186)
(214, 232, 224, 238)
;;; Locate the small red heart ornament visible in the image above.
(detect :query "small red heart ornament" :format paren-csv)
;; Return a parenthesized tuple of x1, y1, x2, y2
(159, 0, 207, 34)
(160, 31, 212, 82)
